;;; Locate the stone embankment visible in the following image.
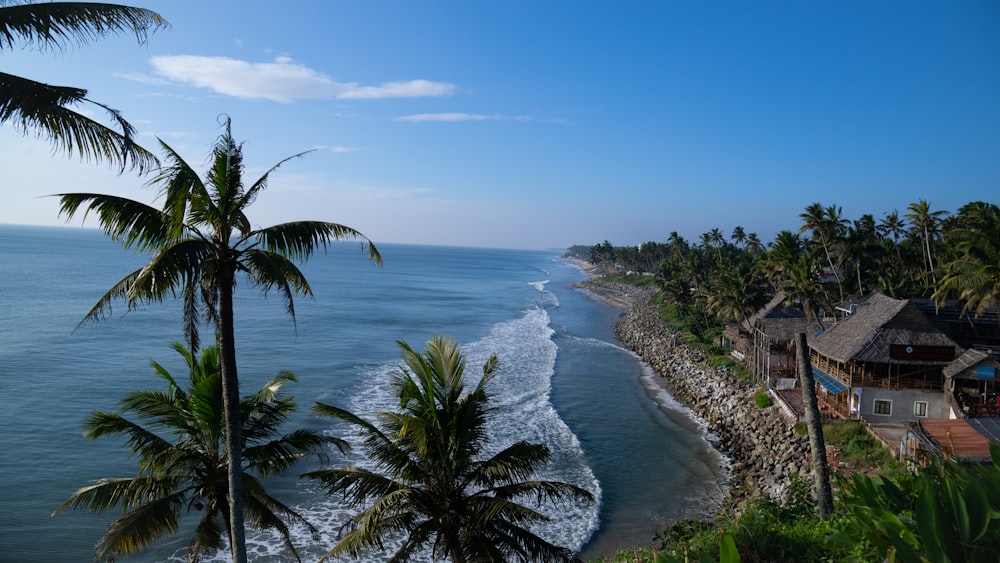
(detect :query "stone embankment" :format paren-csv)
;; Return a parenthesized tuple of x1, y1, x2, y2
(580, 279, 811, 510)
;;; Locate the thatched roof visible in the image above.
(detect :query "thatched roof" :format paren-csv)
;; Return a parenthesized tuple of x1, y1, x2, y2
(809, 292, 961, 365)
(744, 292, 823, 344)
(944, 348, 994, 379)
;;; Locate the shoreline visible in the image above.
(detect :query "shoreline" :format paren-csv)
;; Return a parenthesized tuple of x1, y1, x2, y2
(575, 277, 810, 514)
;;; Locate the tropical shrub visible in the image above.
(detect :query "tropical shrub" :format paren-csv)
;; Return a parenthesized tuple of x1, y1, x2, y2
(753, 391, 773, 408)
(53, 343, 336, 562)
(828, 445, 1000, 563)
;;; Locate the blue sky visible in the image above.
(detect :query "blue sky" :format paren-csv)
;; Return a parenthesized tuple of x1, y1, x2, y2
(2, 0, 998, 250)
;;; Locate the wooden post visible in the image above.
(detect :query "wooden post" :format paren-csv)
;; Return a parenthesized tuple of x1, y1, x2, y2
(796, 332, 834, 518)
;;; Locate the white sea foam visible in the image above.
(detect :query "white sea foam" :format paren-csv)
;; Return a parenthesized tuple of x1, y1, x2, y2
(187, 307, 601, 561)
(530, 278, 560, 308)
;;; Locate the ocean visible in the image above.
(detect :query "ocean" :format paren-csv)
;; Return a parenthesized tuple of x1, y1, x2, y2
(0, 224, 725, 562)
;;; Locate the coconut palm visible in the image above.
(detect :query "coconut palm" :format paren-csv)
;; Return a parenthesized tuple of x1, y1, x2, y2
(780, 255, 829, 330)
(306, 336, 594, 562)
(933, 201, 1000, 317)
(905, 199, 949, 284)
(762, 230, 804, 287)
(55, 117, 382, 563)
(799, 203, 847, 303)
(706, 260, 769, 328)
(1, 1, 167, 172)
(745, 232, 765, 255)
(53, 343, 340, 562)
(731, 225, 747, 248)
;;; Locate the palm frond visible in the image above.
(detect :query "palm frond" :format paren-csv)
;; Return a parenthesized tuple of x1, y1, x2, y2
(304, 465, 405, 505)
(149, 138, 210, 235)
(240, 249, 311, 323)
(83, 411, 174, 462)
(240, 149, 315, 210)
(0, 2, 167, 50)
(1, 74, 158, 172)
(129, 238, 211, 304)
(469, 440, 551, 487)
(187, 508, 225, 563)
(53, 475, 185, 514)
(75, 266, 141, 325)
(489, 479, 594, 505)
(245, 428, 341, 476)
(55, 192, 169, 250)
(255, 221, 382, 264)
(94, 491, 186, 561)
(321, 494, 419, 561)
(243, 476, 319, 562)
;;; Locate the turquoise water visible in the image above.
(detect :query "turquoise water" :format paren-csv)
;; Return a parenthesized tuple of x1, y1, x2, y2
(0, 224, 724, 561)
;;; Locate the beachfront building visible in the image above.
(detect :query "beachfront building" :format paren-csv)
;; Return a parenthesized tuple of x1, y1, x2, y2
(806, 292, 961, 423)
(723, 292, 825, 384)
(945, 348, 1000, 418)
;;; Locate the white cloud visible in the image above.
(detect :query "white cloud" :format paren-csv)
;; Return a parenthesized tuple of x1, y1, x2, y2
(396, 113, 492, 123)
(145, 55, 456, 103)
(315, 145, 357, 154)
(395, 113, 567, 124)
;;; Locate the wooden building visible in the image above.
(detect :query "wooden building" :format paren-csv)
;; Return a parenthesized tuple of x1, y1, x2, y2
(945, 348, 1000, 418)
(807, 292, 961, 422)
(724, 292, 824, 383)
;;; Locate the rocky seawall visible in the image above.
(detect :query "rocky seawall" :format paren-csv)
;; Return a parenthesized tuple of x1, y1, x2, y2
(580, 279, 811, 510)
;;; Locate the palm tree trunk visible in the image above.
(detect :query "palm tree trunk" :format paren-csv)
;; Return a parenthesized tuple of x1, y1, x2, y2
(218, 271, 248, 563)
(796, 333, 833, 518)
(923, 226, 937, 284)
(821, 239, 844, 303)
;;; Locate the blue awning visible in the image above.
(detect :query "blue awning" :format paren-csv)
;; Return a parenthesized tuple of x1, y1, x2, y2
(812, 366, 848, 395)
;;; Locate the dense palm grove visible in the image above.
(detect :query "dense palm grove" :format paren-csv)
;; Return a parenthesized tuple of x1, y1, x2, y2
(581, 201, 1000, 563)
(579, 200, 1000, 343)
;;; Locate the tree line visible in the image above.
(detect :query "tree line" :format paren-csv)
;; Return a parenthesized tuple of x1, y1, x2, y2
(582, 200, 1000, 342)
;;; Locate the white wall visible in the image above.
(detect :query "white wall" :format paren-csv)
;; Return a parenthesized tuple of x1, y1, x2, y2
(859, 388, 948, 423)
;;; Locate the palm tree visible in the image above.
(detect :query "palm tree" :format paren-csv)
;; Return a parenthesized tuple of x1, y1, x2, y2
(799, 203, 847, 303)
(306, 336, 594, 562)
(877, 209, 907, 271)
(731, 225, 747, 248)
(906, 199, 949, 285)
(53, 343, 339, 562)
(745, 232, 764, 255)
(55, 117, 382, 563)
(780, 255, 829, 330)
(1, 1, 167, 172)
(706, 260, 769, 328)
(762, 230, 804, 287)
(933, 202, 1000, 317)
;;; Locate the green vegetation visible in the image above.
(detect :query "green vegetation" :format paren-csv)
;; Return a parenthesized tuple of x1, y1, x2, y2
(830, 445, 1000, 562)
(823, 421, 901, 474)
(588, 200, 1000, 348)
(53, 343, 335, 562)
(56, 118, 382, 563)
(0, 1, 167, 172)
(307, 336, 594, 562)
(753, 391, 773, 408)
(596, 447, 1000, 562)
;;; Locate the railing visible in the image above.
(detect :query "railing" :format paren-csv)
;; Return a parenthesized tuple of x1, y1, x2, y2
(861, 418, 899, 458)
(769, 388, 802, 423)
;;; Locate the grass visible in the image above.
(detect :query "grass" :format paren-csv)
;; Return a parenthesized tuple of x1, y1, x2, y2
(754, 390, 774, 408)
(820, 420, 906, 478)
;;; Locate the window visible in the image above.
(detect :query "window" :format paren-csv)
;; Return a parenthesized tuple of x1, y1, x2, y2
(914, 401, 928, 417)
(873, 399, 892, 416)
